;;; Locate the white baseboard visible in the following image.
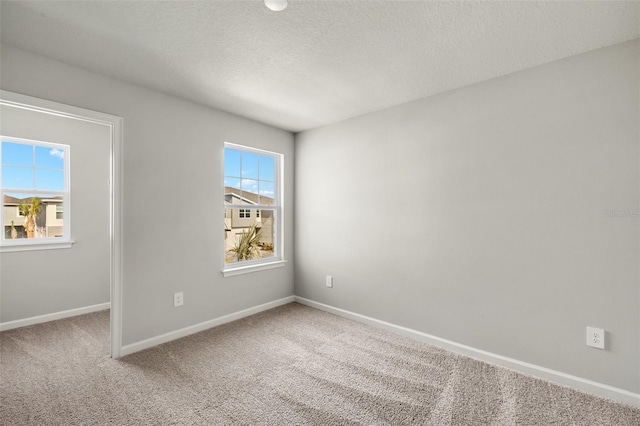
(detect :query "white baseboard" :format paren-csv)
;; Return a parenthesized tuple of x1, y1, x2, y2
(0, 302, 111, 331)
(120, 296, 295, 357)
(294, 296, 640, 408)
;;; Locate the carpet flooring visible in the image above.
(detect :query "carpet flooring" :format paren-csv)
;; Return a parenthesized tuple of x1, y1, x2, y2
(1, 302, 638, 425)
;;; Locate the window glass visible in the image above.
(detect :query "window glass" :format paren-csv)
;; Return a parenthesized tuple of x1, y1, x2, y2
(36, 169, 65, 191)
(223, 149, 241, 178)
(224, 208, 275, 264)
(35, 146, 64, 169)
(1, 142, 32, 166)
(2, 166, 34, 189)
(224, 145, 281, 269)
(259, 156, 275, 182)
(241, 152, 259, 180)
(1, 138, 70, 244)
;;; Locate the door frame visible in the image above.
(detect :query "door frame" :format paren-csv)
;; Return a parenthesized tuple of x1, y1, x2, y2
(0, 90, 123, 358)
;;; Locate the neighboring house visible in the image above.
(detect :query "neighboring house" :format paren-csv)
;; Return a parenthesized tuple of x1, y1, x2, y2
(224, 187, 273, 251)
(3, 195, 64, 239)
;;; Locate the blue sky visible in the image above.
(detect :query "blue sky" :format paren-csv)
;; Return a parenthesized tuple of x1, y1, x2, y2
(224, 148, 275, 200)
(1, 141, 65, 196)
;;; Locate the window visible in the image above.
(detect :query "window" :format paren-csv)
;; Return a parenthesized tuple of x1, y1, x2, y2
(1, 137, 71, 249)
(223, 143, 283, 275)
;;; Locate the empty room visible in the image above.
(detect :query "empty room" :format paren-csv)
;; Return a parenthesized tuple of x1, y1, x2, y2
(0, 1, 638, 424)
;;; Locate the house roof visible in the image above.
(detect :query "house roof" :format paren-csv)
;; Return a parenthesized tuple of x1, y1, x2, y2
(224, 187, 273, 206)
(3, 195, 22, 205)
(3, 195, 63, 205)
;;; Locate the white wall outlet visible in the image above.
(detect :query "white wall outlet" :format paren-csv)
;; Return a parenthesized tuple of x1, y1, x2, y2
(174, 292, 184, 307)
(326, 275, 333, 288)
(586, 326, 605, 349)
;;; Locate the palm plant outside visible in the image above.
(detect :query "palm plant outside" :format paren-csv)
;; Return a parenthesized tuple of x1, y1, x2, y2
(18, 197, 43, 238)
(232, 224, 262, 261)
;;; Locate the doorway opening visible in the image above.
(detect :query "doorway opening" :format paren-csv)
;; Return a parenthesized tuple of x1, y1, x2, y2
(0, 90, 123, 358)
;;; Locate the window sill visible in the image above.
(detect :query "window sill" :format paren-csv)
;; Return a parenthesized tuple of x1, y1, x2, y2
(0, 240, 75, 253)
(222, 259, 287, 277)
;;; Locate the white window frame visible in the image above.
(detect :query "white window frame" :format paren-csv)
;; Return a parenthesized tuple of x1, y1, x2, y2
(223, 142, 285, 276)
(0, 136, 72, 252)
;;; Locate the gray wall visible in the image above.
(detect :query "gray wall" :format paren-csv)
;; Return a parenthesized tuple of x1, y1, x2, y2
(0, 105, 111, 322)
(0, 44, 295, 345)
(295, 40, 639, 392)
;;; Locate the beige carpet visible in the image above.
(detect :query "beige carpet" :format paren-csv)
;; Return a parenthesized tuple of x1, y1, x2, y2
(1, 303, 638, 425)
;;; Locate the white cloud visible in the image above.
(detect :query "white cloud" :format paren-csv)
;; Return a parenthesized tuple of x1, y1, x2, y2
(49, 148, 64, 159)
(241, 179, 257, 187)
(260, 190, 274, 196)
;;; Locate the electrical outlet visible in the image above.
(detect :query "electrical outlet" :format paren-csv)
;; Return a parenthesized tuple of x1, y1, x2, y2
(174, 292, 184, 307)
(326, 275, 333, 288)
(586, 326, 605, 349)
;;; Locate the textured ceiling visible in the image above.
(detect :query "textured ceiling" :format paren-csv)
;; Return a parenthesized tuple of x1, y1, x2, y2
(1, 1, 638, 132)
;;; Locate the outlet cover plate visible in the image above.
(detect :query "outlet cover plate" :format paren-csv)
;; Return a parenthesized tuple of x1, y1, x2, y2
(586, 326, 604, 349)
(326, 275, 333, 288)
(174, 292, 184, 307)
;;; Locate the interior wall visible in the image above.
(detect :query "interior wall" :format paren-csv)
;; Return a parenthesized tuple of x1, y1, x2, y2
(0, 105, 111, 322)
(0, 44, 295, 346)
(294, 40, 639, 393)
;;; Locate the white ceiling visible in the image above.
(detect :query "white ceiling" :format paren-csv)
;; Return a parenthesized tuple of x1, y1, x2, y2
(1, 1, 638, 133)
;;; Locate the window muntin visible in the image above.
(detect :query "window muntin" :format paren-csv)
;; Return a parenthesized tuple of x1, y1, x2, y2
(224, 143, 281, 270)
(1, 137, 70, 246)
